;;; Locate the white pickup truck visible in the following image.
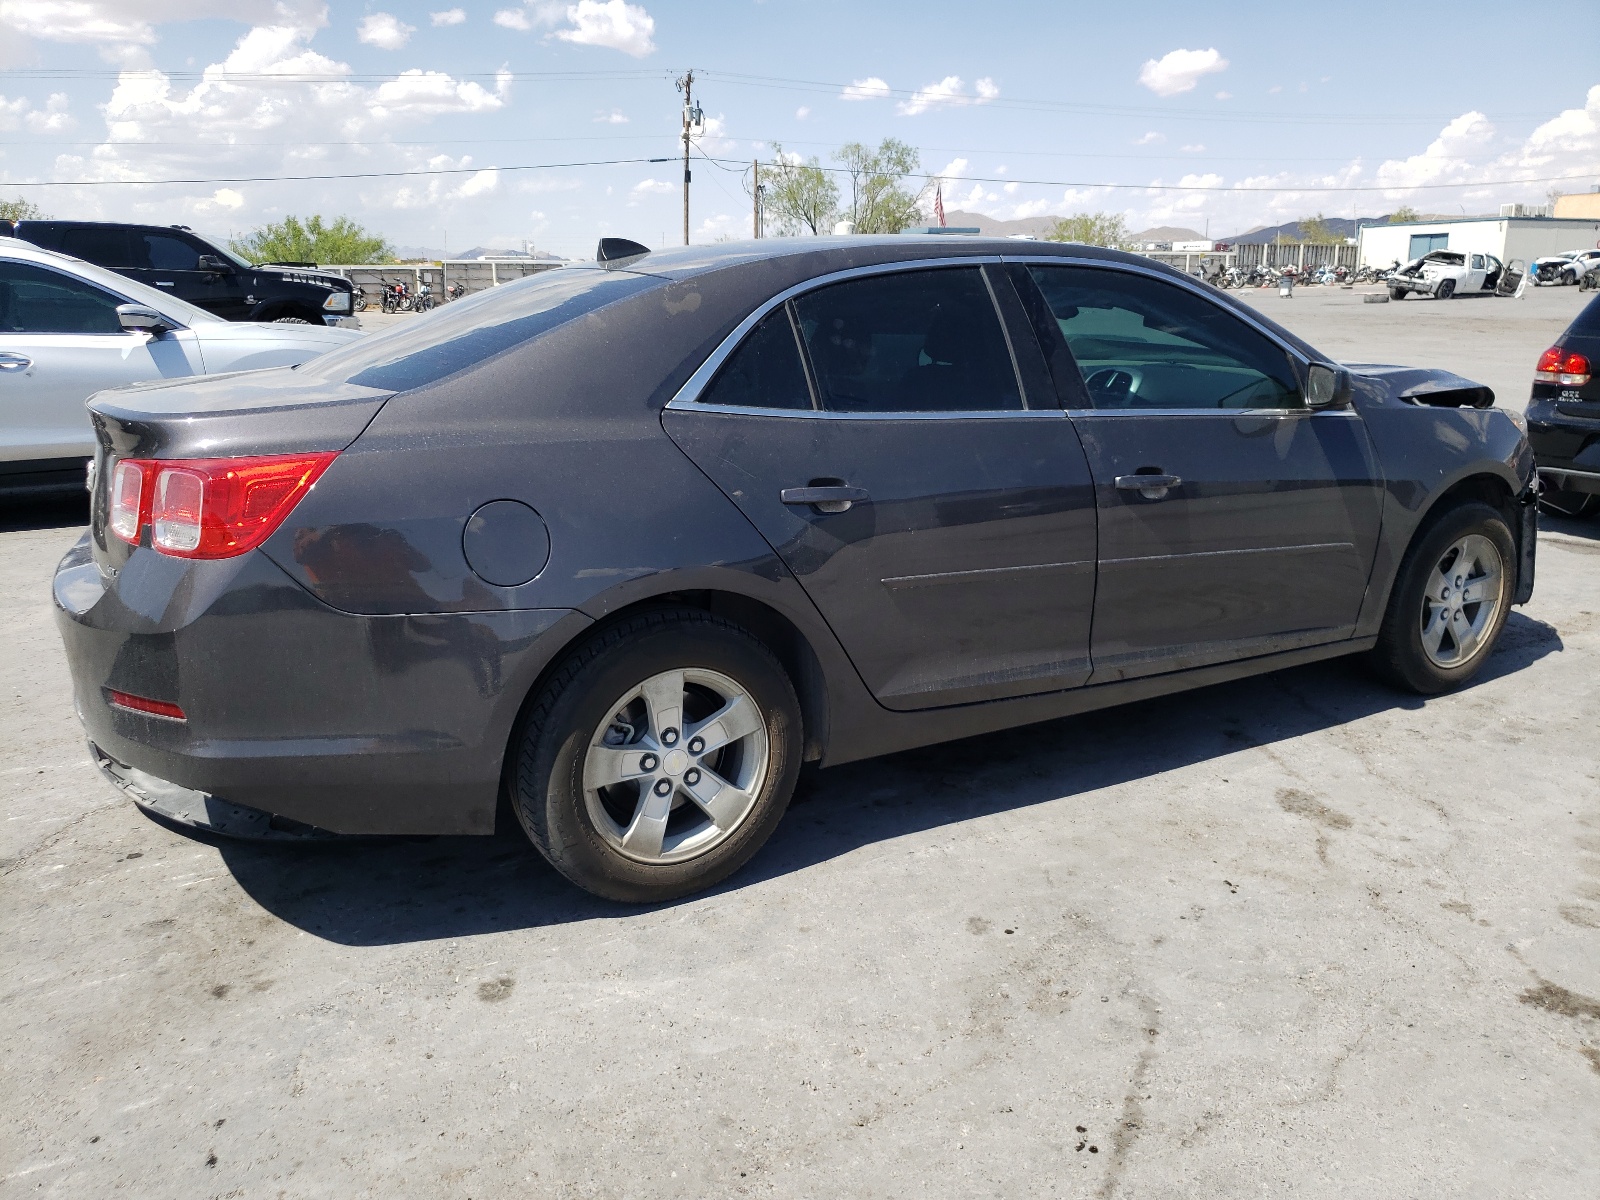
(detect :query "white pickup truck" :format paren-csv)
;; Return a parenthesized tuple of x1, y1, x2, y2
(1386, 250, 1523, 300)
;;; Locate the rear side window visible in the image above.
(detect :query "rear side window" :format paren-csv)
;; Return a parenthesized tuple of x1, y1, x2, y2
(791, 267, 1023, 413)
(143, 234, 201, 271)
(301, 268, 661, 392)
(60, 227, 140, 268)
(698, 307, 813, 410)
(1025, 265, 1301, 410)
(0, 261, 124, 334)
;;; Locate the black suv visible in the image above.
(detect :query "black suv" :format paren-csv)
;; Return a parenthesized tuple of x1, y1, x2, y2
(1528, 291, 1600, 517)
(0, 220, 358, 327)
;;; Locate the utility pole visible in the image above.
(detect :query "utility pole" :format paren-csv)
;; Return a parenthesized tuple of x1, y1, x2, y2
(676, 70, 701, 246)
(752, 159, 761, 238)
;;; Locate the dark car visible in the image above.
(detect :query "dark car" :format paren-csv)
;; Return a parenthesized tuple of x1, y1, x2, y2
(53, 238, 1537, 902)
(0, 220, 357, 327)
(1527, 291, 1600, 517)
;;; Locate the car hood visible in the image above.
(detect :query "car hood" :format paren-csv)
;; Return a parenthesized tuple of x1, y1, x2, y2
(187, 322, 361, 351)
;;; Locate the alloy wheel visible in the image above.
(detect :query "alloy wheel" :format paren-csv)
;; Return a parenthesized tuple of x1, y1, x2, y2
(1419, 533, 1504, 669)
(581, 668, 769, 865)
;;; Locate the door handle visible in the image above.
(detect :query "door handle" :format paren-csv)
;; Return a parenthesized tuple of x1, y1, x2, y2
(0, 352, 32, 372)
(780, 485, 870, 514)
(1115, 473, 1181, 500)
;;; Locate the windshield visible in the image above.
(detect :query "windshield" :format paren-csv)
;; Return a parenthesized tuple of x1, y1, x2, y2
(217, 245, 256, 271)
(298, 266, 661, 392)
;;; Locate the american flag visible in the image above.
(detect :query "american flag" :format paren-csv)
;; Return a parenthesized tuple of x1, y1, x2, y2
(934, 184, 945, 228)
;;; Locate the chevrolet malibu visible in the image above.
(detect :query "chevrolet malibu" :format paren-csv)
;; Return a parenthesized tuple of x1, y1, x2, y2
(54, 238, 1537, 901)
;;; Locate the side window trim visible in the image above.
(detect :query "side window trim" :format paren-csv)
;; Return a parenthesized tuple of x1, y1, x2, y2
(1010, 258, 1309, 414)
(783, 299, 821, 411)
(667, 257, 1037, 418)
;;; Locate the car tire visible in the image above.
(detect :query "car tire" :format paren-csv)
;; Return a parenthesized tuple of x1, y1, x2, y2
(1365, 501, 1515, 695)
(1389, 287, 1407, 301)
(1538, 488, 1600, 519)
(511, 608, 804, 903)
(1436, 279, 1455, 300)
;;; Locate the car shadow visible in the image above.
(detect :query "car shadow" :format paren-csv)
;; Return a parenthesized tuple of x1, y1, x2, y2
(210, 612, 1563, 945)
(1540, 511, 1600, 542)
(0, 492, 89, 534)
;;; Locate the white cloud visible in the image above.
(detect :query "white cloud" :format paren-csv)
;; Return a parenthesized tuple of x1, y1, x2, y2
(1374, 111, 1494, 189)
(841, 77, 890, 102)
(456, 168, 499, 197)
(357, 13, 415, 50)
(595, 109, 628, 123)
(1133, 131, 1164, 145)
(897, 75, 999, 116)
(795, 105, 810, 120)
(371, 69, 511, 117)
(1181, 143, 1206, 152)
(936, 157, 970, 179)
(25, 92, 76, 133)
(1214, 91, 1231, 100)
(204, 186, 244, 209)
(430, 8, 466, 25)
(1137, 48, 1228, 97)
(632, 178, 675, 195)
(1268, 85, 1282, 95)
(552, 1, 655, 57)
(493, 7, 534, 29)
(0, 95, 30, 131)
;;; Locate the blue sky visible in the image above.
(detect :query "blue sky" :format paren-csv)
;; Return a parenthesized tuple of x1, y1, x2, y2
(2, 1, 1597, 258)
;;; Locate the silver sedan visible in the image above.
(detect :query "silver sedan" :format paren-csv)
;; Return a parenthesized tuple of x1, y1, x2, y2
(0, 237, 362, 493)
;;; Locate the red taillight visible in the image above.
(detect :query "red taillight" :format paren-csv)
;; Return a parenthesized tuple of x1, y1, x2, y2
(107, 452, 336, 559)
(106, 689, 186, 721)
(1535, 346, 1592, 386)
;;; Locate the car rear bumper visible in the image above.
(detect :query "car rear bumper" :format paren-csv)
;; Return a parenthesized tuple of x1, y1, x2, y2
(53, 533, 588, 835)
(1528, 396, 1600, 491)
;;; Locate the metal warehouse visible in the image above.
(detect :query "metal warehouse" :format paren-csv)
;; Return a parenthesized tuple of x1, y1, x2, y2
(1357, 214, 1600, 269)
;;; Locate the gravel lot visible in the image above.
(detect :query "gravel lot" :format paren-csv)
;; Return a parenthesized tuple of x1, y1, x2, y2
(3, 282, 1597, 1198)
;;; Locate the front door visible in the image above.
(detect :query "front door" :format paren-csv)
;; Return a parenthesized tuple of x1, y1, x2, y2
(130, 230, 249, 319)
(1017, 262, 1384, 682)
(664, 263, 1099, 710)
(0, 260, 202, 465)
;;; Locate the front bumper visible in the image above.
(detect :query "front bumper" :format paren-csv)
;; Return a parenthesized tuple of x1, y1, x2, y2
(324, 314, 361, 330)
(53, 533, 586, 835)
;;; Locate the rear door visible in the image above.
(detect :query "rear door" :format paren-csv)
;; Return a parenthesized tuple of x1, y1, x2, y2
(0, 260, 202, 464)
(1015, 261, 1384, 683)
(664, 262, 1099, 711)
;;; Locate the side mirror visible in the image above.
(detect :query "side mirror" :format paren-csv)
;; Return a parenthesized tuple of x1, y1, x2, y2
(1306, 363, 1353, 410)
(196, 254, 229, 273)
(116, 304, 176, 337)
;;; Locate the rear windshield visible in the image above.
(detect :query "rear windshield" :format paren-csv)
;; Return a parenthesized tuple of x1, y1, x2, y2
(300, 267, 660, 392)
(1568, 292, 1600, 338)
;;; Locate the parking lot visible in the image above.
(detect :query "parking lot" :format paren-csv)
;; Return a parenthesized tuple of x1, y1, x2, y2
(3, 283, 1597, 1197)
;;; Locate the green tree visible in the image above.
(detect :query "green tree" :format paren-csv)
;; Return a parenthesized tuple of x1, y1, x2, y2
(760, 145, 840, 235)
(835, 138, 923, 234)
(0, 196, 46, 222)
(1296, 214, 1346, 244)
(1042, 212, 1133, 250)
(230, 215, 393, 265)
(1387, 206, 1419, 224)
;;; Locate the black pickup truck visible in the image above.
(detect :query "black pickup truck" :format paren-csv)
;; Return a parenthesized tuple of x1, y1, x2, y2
(0, 219, 358, 327)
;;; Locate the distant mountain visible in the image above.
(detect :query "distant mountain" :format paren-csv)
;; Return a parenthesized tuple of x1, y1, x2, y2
(1130, 225, 1204, 242)
(1219, 217, 1388, 245)
(940, 209, 1060, 238)
(392, 244, 564, 261)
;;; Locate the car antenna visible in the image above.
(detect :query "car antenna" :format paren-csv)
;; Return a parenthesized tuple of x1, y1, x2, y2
(596, 238, 651, 265)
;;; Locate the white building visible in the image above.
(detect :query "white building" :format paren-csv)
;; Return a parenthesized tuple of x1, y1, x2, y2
(1357, 215, 1600, 269)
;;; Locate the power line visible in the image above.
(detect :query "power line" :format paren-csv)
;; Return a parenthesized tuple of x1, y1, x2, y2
(5, 157, 670, 187)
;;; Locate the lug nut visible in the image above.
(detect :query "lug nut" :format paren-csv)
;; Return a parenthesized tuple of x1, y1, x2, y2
(640, 754, 658, 772)
(688, 736, 705, 754)
(684, 769, 701, 786)
(654, 779, 672, 796)
(661, 728, 679, 746)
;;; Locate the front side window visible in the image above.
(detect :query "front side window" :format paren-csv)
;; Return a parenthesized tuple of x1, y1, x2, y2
(697, 307, 813, 410)
(791, 267, 1023, 413)
(143, 234, 201, 271)
(0, 261, 125, 334)
(1025, 265, 1301, 411)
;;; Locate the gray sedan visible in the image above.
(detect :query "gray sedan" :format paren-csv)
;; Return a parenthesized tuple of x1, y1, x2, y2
(1, 237, 360, 493)
(53, 237, 1536, 902)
